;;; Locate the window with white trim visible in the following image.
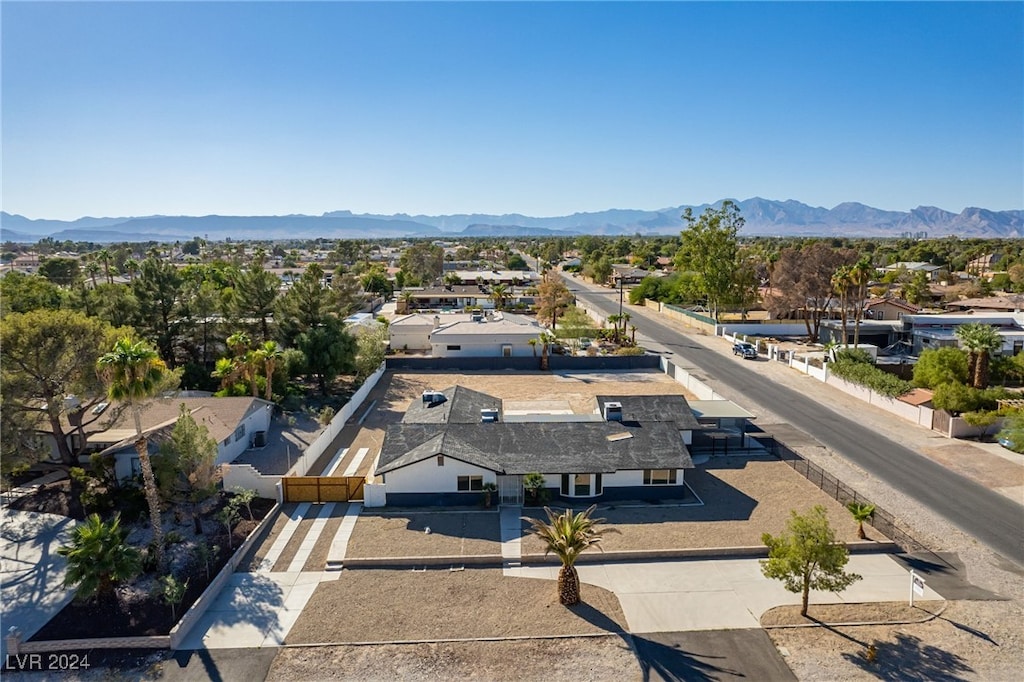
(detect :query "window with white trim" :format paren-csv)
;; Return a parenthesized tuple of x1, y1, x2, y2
(457, 475, 483, 491)
(560, 473, 602, 497)
(643, 469, 677, 485)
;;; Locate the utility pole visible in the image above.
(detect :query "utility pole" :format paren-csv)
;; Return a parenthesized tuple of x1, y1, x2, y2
(618, 272, 624, 339)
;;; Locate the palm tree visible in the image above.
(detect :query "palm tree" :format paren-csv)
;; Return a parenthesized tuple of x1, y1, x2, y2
(846, 502, 876, 540)
(849, 258, 875, 347)
(831, 265, 852, 348)
(490, 283, 509, 310)
(85, 260, 101, 287)
(212, 357, 240, 392)
(620, 312, 631, 341)
(528, 337, 538, 357)
(955, 323, 1002, 389)
(97, 337, 170, 569)
(524, 505, 613, 605)
(255, 340, 284, 401)
(607, 314, 622, 343)
(122, 257, 139, 282)
(96, 248, 113, 284)
(58, 513, 141, 601)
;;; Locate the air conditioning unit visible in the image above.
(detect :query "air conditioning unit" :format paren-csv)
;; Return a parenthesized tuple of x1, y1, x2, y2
(422, 390, 446, 405)
(480, 408, 499, 423)
(603, 402, 623, 422)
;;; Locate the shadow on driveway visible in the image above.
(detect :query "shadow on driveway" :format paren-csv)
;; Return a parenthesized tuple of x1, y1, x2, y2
(631, 629, 796, 682)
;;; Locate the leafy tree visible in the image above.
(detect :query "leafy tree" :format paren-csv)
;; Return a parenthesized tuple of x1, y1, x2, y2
(360, 270, 393, 298)
(913, 347, 969, 389)
(399, 242, 444, 285)
(0, 271, 67, 315)
(534, 272, 573, 331)
(58, 513, 142, 602)
(506, 253, 528, 270)
(1, 310, 128, 465)
(354, 324, 388, 380)
(586, 256, 613, 285)
(845, 502, 876, 540)
(132, 256, 183, 367)
(955, 323, 1002, 389)
(97, 337, 176, 569)
(38, 257, 80, 286)
(157, 404, 222, 535)
(524, 505, 614, 605)
(962, 410, 1002, 439)
(931, 382, 1005, 415)
(770, 243, 858, 342)
(297, 316, 357, 395)
(760, 506, 862, 616)
(675, 200, 744, 319)
(996, 410, 1024, 453)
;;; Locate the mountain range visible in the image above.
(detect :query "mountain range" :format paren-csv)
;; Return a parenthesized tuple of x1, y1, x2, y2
(2, 198, 1021, 243)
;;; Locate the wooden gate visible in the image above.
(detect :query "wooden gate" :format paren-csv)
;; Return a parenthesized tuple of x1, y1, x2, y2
(282, 476, 365, 503)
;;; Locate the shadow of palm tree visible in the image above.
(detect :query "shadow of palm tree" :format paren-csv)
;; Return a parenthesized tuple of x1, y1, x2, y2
(842, 632, 974, 681)
(565, 600, 627, 633)
(632, 636, 743, 682)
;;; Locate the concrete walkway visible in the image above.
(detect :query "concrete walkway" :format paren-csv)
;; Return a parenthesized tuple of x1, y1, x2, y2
(509, 553, 943, 633)
(177, 501, 363, 650)
(0, 510, 78, 658)
(499, 505, 523, 574)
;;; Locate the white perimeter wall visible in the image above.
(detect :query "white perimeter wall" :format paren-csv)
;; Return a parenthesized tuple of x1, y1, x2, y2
(431, 336, 536, 357)
(390, 325, 432, 351)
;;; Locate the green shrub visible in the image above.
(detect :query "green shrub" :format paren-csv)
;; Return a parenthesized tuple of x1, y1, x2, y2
(830, 355, 913, 398)
(931, 383, 1012, 415)
(614, 346, 645, 356)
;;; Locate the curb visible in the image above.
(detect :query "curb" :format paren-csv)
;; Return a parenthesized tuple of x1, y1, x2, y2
(761, 599, 948, 630)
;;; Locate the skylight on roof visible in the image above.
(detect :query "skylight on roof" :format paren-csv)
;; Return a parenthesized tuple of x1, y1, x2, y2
(606, 432, 633, 442)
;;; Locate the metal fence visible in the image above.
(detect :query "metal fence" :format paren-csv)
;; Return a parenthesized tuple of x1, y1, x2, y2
(768, 437, 926, 552)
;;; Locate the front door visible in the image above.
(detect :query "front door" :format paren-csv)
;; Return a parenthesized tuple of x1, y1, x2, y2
(498, 474, 523, 506)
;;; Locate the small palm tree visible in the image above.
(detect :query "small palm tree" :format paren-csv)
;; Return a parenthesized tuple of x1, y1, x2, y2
(955, 323, 1002, 389)
(490, 284, 509, 310)
(255, 340, 284, 401)
(846, 502, 876, 540)
(97, 337, 170, 569)
(524, 505, 614, 605)
(58, 513, 141, 601)
(832, 265, 853, 347)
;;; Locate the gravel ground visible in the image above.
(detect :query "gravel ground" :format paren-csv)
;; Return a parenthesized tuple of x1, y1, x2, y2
(347, 511, 502, 558)
(767, 600, 1024, 681)
(268, 636, 640, 682)
(761, 601, 946, 627)
(285, 568, 627, 644)
(521, 457, 870, 555)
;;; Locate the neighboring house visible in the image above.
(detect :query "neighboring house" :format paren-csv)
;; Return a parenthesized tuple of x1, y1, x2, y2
(67, 396, 274, 480)
(966, 253, 1002, 276)
(900, 312, 1024, 355)
(880, 261, 945, 282)
(819, 318, 903, 349)
(450, 270, 541, 286)
(402, 285, 492, 310)
(390, 313, 474, 351)
(611, 266, 651, 286)
(429, 313, 544, 358)
(945, 295, 1024, 314)
(863, 297, 921, 321)
(375, 386, 698, 506)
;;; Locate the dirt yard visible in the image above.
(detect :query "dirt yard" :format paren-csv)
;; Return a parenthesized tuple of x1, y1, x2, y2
(766, 599, 1024, 681)
(347, 510, 502, 558)
(285, 568, 627, 644)
(520, 457, 873, 555)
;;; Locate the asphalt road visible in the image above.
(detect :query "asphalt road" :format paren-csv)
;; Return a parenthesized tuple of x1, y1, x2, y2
(568, 280, 1024, 568)
(631, 629, 797, 682)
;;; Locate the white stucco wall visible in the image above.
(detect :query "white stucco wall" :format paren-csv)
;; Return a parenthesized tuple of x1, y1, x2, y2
(215, 404, 273, 466)
(390, 323, 433, 351)
(430, 335, 538, 357)
(382, 457, 497, 493)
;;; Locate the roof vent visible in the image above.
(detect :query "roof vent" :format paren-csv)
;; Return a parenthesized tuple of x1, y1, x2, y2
(480, 408, 499, 423)
(603, 401, 623, 422)
(91, 401, 110, 415)
(422, 390, 447, 405)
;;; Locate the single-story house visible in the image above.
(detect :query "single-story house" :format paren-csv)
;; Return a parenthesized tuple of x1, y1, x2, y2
(945, 295, 1024, 314)
(430, 313, 544, 357)
(390, 313, 476, 351)
(375, 386, 697, 506)
(880, 261, 945, 282)
(900, 312, 1024, 356)
(69, 396, 274, 480)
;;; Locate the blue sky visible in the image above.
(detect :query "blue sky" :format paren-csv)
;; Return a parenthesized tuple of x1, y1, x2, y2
(2, 1, 1022, 220)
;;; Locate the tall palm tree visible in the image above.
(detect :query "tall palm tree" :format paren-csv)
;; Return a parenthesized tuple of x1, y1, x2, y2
(831, 265, 852, 347)
(96, 248, 113, 284)
(85, 260, 101, 287)
(524, 505, 613, 605)
(97, 337, 170, 569)
(849, 258, 876, 347)
(255, 340, 284, 401)
(955, 323, 1002, 389)
(122, 257, 139, 282)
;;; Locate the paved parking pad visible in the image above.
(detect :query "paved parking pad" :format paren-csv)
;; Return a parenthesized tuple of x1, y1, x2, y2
(632, 629, 797, 681)
(512, 553, 942, 633)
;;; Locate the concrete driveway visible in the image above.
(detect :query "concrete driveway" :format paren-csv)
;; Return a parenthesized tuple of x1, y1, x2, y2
(513, 553, 943, 633)
(1, 509, 78, 657)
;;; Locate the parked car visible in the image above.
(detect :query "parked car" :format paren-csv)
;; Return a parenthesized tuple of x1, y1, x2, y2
(733, 342, 758, 359)
(579, 337, 592, 349)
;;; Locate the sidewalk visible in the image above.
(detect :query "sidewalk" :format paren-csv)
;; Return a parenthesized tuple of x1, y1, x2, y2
(508, 554, 943, 633)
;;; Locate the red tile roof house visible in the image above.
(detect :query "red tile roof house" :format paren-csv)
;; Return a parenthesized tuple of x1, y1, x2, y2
(59, 396, 273, 480)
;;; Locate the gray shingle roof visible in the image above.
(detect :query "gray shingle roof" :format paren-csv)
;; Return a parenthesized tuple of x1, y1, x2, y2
(595, 394, 703, 431)
(379, 389, 695, 476)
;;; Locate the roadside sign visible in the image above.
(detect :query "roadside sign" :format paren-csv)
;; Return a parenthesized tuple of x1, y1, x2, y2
(909, 570, 926, 605)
